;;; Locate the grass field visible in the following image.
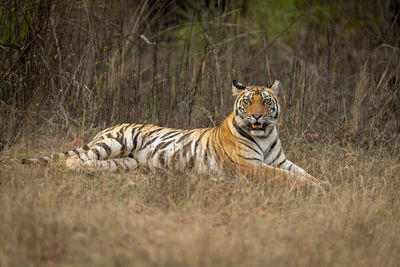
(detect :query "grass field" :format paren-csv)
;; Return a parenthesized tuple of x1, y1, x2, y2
(1, 139, 400, 266)
(1, 0, 399, 266)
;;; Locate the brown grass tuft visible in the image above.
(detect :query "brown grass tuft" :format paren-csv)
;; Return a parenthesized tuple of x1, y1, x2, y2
(1, 143, 400, 266)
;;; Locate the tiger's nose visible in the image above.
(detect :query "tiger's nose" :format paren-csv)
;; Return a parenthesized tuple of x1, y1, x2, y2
(252, 113, 262, 120)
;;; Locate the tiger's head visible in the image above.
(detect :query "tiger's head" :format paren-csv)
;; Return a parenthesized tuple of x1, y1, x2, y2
(232, 80, 280, 137)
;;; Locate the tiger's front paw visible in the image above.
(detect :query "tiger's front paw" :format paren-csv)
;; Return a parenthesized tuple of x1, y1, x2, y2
(301, 174, 330, 192)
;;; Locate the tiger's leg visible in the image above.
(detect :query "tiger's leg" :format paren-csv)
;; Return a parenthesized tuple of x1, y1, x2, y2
(279, 159, 320, 185)
(65, 138, 124, 170)
(235, 162, 322, 189)
(20, 144, 93, 165)
(263, 165, 320, 187)
(82, 157, 138, 171)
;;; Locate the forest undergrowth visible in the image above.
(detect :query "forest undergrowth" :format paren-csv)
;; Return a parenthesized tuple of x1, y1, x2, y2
(0, 0, 399, 266)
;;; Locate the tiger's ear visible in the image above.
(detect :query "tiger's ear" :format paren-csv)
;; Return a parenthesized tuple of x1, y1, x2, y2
(270, 80, 280, 95)
(232, 80, 246, 96)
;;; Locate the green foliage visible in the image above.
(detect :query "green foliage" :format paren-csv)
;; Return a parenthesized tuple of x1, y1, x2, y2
(0, 0, 40, 47)
(245, 0, 300, 36)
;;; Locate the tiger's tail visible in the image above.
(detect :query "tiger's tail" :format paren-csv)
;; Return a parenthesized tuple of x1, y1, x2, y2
(20, 143, 92, 165)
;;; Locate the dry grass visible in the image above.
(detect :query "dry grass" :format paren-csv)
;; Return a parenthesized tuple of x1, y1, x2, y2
(1, 141, 400, 266)
(1, 0, 399, 266)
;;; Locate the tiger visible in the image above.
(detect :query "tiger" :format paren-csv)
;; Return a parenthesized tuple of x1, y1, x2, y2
(21, 80, 322, 188)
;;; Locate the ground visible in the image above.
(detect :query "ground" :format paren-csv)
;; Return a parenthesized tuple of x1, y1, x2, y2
(1, 140, 399, 266)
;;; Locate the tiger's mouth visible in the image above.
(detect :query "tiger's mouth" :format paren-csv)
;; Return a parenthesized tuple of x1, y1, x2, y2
(251, 122, 264, 130)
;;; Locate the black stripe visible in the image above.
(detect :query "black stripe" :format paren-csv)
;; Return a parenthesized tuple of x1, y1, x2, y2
(232, 118, 258, 146)
(147, 128, 163, 136)
(146, 150, 153, 162)
(116, 131, 127, 155)
(135, 124, 146, 132)
(158, 150, 166, 168)
(171, 150, 181, 165)
(255, 125, 274, 141)
(277, 158, 287, 168)
(98, 143, 112, 156)
(92, 148, 101, 160)
(130, 125, 137, 137)
(160, 139, 175, 150)
(77, 153, 84, 161)
(265, 126, 274, 138)
(234, 98, 240, 116)
(211, 144, 220, 162)
(226, 121, 262, 157)
(273, 99, 279, 119)
(176, 130, 195, 144)
(131, 126, 144, 151)
(72, 149, 80, 155)
(121, 159, 129, 170)
(187, 155, 195, 169)
(182, 140, 193, 155)
(104, 125, 117, 133)
(118, 159, 127, 170)
(270, 148, 283, 165)
(288, 163, 293, 171)
(236, 140, 262, 157)
(94, 136, 105, 142)
(131, 129, 138, 151)
(194, 128, 210, 152)
(204, 137, 209, 164)
(160, 131, 180, 140)
(220, 146, 237, 165)
(119, 142, 126, 155)
(238, 155, 261, 162)
(263, 137, 278, 160)
(115, 132, 125, 146)
(139, 136, 159, 150)
(150, 141, 167, 158)
(204, 133, 215, 162)
(82, 145, 90, 150)
(211, 137, 221, 162)
(216, 130, 237, 165)
(107, 125, 122, 134)
(119, 125, 128, 135)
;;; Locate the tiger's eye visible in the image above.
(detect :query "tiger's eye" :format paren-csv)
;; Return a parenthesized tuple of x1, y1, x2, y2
(263, 98, 271, 105)
(243, 98, 251, 104)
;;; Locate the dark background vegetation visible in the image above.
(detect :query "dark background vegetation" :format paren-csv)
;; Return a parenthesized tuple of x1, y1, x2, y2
(1, 1, 400, 266)
(0, 0, 399, 151)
